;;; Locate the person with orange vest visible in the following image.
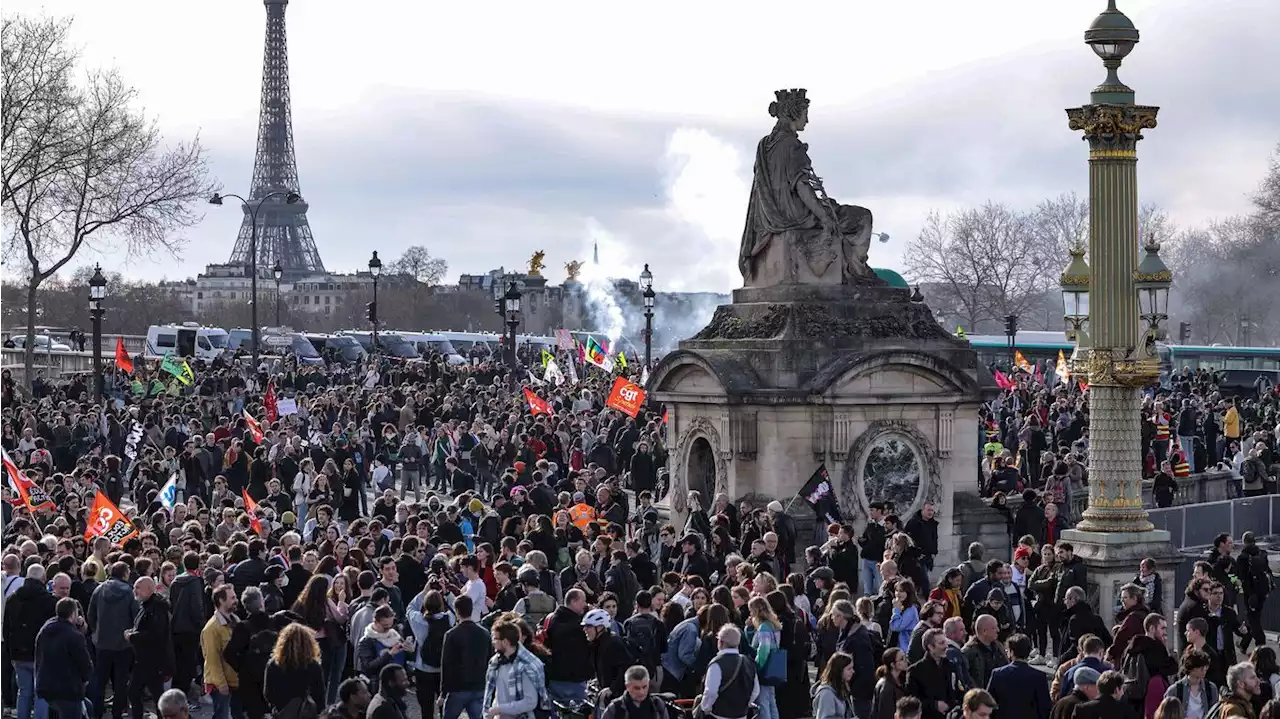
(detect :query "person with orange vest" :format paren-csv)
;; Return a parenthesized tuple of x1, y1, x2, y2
(569, 494, 596, 531)
(1153, 403, 1172, 464)
(1171, 448, 1192, 478)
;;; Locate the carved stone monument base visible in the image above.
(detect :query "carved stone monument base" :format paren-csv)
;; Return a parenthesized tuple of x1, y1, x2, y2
(650, 283, 983, 566)
(1059, 528, 1180, 647)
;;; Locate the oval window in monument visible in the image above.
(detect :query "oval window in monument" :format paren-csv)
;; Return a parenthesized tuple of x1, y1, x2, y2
(862, 433, 923, 516)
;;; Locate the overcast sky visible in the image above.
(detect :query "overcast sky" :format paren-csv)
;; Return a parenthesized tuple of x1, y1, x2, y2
(7, 0, 1278, 292)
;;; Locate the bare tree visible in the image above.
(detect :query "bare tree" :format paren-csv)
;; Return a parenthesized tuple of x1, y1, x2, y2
(1253, 142, 1280, 230)
(1032, 192, 1089, 263)
(1, 15, 215, 378)
(389, 245, 449, 286)
(905, 203, 1045, 331)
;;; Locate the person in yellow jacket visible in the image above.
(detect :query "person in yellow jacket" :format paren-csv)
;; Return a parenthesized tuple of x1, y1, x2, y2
(1224, 399, 1241, 441)
(201, 584, 241, 719)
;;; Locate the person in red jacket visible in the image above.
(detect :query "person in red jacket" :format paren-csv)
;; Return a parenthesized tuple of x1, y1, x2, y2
(1106, 584, 1149, 668)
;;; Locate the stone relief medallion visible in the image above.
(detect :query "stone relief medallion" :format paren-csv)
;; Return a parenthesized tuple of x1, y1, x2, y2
(841, 420, 943, 525)
(668, 416, 728, 514)
(863, 434, 923, 514)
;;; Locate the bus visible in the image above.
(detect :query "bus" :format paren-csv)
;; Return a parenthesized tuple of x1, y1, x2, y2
(964, 331, 1073, 368)
(967, 331, 1280, 389)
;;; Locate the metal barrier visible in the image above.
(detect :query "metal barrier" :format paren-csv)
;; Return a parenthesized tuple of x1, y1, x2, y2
(1147, 495, 1280, 549)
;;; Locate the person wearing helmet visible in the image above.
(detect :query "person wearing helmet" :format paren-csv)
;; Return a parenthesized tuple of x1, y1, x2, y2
(583, 607, 634, 708)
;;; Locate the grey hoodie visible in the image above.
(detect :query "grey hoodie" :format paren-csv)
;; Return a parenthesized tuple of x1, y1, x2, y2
(87, 578, 140, 651)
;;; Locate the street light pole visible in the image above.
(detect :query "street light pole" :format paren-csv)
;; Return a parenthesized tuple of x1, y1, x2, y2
(272, 261, 284, 327)
(210, 190, 301, 372)
(639, 263, 655, 370)
(1061, 0, 1167, 534)
(88, 265, 107, 404)
(504, 282, 522, 370)
(368, 251, 382, 356)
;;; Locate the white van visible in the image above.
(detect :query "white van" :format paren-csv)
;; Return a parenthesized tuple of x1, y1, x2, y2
(145, 323, 229, 361)
(397, 332, 466, 365)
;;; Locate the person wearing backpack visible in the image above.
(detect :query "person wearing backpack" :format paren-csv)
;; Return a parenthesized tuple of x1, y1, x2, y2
(440, 595, 491, 719)
(510, 568, 555, 631)
(622, 590, 668, 680)
(406, 589, 452, 718)
(1163, 649, 1220, 718)
(1234, 532, 1272, 656)
(1207, 661, 1264, 719)
(583, 608, 636, 710)
(1120, 613, 1177, 718)
(1074, 670, 1139, 719)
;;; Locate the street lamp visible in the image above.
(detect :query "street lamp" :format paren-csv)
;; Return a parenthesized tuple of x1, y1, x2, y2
(1061, 0, 1163, 536)
(88, 265, 107, 404)
(1134, 237, 1172, 354)
(368, 251, 382, 355)
(639, 263, 655, 369)
(1059, 246, 1092, 345)
(272, 260, 284, 327)
(209, 190, 301, 371)
(504, 281, 522, 369)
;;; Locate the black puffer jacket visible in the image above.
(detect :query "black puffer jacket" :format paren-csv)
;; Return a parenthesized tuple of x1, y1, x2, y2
(2, 578, 56, 662)
(168, 573, 206, 634)
(129, 594, 175, 678)
(544, 606, 592, 682)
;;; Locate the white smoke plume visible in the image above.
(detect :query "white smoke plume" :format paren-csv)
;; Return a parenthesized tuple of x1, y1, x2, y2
(573, 128, 747, 352)
(663, 128, 748, 293)
(577, 220, 630, 345)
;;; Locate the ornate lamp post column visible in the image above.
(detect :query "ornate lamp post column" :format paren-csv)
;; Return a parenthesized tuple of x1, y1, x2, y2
(88, 265, 107, 404)
(1063, 0, 1170, 534)
(272, 261, 284, 327)
(639, 263, 655, 369)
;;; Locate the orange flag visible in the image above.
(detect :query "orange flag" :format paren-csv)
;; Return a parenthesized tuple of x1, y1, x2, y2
(242, 489, 263, 535)
(605, 376, 646, 418)
(3, 448, 55, 513)
(114, 337, 134, 374)
(84, 489, 137, 545)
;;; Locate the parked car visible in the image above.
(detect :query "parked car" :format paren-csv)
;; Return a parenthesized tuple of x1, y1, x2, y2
(9, 334, 73, 352)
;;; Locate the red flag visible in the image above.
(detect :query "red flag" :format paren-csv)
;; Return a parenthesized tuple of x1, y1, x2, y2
(114, 338, 134, 374)
(1034, 364, 1044, 385)
(243, 409, 264, 443)
(1078, 380, 1089, 392)
(242, 489, 263, 535)
(84, 489, 137, 545)
(993, 369, 1014, 390)
(662, 408, 669, 425)
(523, 387, 552, 416)
(264, 382, 279, 424)
(3, 448, 55, 513)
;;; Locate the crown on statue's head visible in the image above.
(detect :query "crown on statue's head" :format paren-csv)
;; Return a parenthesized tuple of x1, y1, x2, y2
(769, 88, 810, 119)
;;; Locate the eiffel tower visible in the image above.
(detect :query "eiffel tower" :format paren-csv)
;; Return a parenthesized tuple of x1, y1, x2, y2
(226, 0, 326, 277)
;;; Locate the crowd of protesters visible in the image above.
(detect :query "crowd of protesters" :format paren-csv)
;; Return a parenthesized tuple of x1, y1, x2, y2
(1, 344, 1279, 719)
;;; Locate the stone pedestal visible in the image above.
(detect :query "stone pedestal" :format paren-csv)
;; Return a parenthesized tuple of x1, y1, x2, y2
(1060, 528, 1180, 635)
(650, 283, 983, 566)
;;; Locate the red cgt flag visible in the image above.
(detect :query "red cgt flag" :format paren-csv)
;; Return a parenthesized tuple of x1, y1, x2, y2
(114, 337, 134, 374)
(523, 387, 552, 416)
(242, 489, 263, 535)
(243, 409, 264, 444)
(993, 370, 1015, 391)
(3, 448, 55, 513)
(264, 382, 278, 424)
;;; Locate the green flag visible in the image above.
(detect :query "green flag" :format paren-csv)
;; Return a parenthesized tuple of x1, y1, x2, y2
(160, 354, 194, 386)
